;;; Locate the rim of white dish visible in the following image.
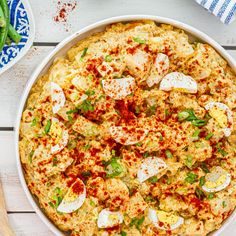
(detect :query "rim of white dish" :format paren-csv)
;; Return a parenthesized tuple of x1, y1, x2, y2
(14, 15, 236, 236)
(0, 0, 35, 76)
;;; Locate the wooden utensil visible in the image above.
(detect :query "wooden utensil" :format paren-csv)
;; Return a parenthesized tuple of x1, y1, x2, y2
(0, 179, 14, 236)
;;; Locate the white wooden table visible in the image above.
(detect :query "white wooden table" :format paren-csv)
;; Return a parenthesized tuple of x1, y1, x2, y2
(0, 0, 236, 235)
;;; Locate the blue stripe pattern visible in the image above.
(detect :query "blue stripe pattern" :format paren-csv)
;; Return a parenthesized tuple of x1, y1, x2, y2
(196, 0, 236, 24)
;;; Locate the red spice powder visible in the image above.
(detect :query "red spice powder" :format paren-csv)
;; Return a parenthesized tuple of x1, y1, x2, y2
(71, 179, 84, 195)
(53, 0, 77, 24)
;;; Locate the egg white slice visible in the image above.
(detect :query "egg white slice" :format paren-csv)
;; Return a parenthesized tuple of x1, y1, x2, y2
(57, 178, 86, 213)
(50, 118, 69, 154)
(202, 166, 231, 193)
(51, 82, 66, 114)
(97, 209, 124, 228)
(148, 208, 184, 231)
(102, 77, 136, 100)
(109, 126, 149, 145)
(205, 102, 233, 137)
(159, 72, 197, 93)
(137, 157, 167, 183)
(146, 53, 169, 87)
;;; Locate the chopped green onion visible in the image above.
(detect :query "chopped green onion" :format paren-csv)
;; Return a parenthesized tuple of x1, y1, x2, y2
(144, 195, 155, 202)
(222, 201, 227, 208)
(192, 119, 207, 127)
(80, 47, 88, 60)
(48, 202, 54, 208)
(81, 171, 92, 177)
(217, 147, 228, 157)
(178, 111, 189, 121)
(84, 144, 91, 150)
(120, 231, 127, 236)
(66, 108, 79, 115)
(159, 134, 163, 141)
(31, 118, 37, 127)
(85, 90, 95, 96)
(205, 133, 214, 140)
(185, 155, 193, 169)
(44, 119, 51, 134)
(53, 157, 58, 166)
(78, 100, 94, 112)
(192, 129, 201, 138)
(199, 176, 205, 187)
(29, 150, 34, 164)
(201, 163, 210, 173)
(195, 187, 205, 200)
(90, 200, 96, 206)
(104, 55, 112, 62)
(165, 109, 171, 117)
(135, 142, 142, 147)
(208, 193, 215, 199)
(68, 139, 77, 150)
(148, 176, 158, 183)
(143, 152, 149, 158)
(106, 158, 125, 178)
(130, 216, 145, 231)
(133, 37, 146, 44)
(165, 150, 173, 158)
(185, 172, 198, 184)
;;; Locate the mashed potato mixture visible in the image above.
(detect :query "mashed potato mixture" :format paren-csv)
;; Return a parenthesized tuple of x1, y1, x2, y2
(19, 21, 236, 235)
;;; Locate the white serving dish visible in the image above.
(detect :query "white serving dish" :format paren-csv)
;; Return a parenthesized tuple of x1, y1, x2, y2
(14, 15, 236, 236)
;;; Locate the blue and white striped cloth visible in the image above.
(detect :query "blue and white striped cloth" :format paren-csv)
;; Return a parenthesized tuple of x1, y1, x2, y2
(196, 0, 236, 24)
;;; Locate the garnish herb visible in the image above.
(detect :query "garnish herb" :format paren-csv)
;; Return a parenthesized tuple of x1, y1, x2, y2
(146, 105, 157, 116)
(143, 152, 149, 158)
(192, 129, 200, 138)
(68, 139, 77, 150)
(78, 100, 94, 112)
(145, 195, 155, 202)
(66, 108, 79, 115)
(165, 150, 173, 158)
(53, 157, 58, 166)
(217, 147, 228, 157)
(208, 193, 215, 199)
(185, 155, 193, 169)
(120, 231, 127, 236)
(148, 176, 158, 183)
(80, 47, 88, 60)
(84, 144, 91, 150)
(90, 200, 96, 207)
(31, 117, 37, 127)
(199, 176, 206, 187)
(222, 201, 227, 208)
(135, 142, 142, 147)
(165, 109, 171, 117)
(201, 163, 210, 173)
(106, 158, 125, 178)
(104, 55, 112, 62)
(85, 90, 95, 96)
(130, 216, 145, 231)
(29, 150, 34, 164)
(81, 171, 92, 177)
(44, 119, 51, 134)
(133, 37, 146, 44)
(205, 133, 214, 140)
(195, 187, 205, 200)
(159, 134, 163, 141)
(185, 172, 198, 184)
(192, 119, 207, 127)
(178, 111, 189, 121)
(49, 187, 63, 208)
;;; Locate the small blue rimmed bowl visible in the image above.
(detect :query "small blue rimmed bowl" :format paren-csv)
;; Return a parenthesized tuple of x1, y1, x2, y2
(0, 0, 35, 75)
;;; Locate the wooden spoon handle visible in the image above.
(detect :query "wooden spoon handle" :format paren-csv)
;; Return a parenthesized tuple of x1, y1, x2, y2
(0, 179, 14, 236)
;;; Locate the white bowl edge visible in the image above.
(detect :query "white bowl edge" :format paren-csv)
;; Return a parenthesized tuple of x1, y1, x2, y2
(14, 15, 236, 236)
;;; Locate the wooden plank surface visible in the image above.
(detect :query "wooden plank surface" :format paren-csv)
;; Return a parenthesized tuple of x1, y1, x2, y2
(0, 48, 235, 127)
(31, 0, 236, 46)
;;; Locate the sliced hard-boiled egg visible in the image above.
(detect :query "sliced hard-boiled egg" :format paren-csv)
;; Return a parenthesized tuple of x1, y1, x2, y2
(148, 209, 184, 231)
(51, 82, 66, 113)
(202, 166, 231, 193)
(57, 178, 86, 213)
(146, 53, 169, 87)
(159, 72, 198, 94)
(109, 126, 149, 145)
(97, 209, 123, 228)
(137, 157, 167, 183)
(102, 77, 136, 100)
(205, 102, 233, 137)
(50, 118, 69, 154)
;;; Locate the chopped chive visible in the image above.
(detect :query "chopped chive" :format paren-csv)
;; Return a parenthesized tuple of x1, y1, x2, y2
(29, 150, 34, 164)
(192, 129, 200, 138)
(48, 202, 54, 208)
(178, 111, 189, 121)
(135, 142, 142, 147)
(185, 172, 198, 184)
(165, 150, 173, 158)
(192, 119, 207, 127)
(222, 201, 227, 208)
(85, 90, 95, 96)
(205, 133, 214, 140)
(31, 117, 37, 127)
(53, 157, 58, 166)
(143, 152, 149, 158)
(90, 200, 96, 207)
(185, 155, 193, 169)
(148, 176, 158, 183)
(104, 55, 112, 62)
(195, 187, 205, 200)
(159, 134, 163, 141)
(80, 47, 88, 60)
(217, 148, 228, 157)
(208, 193, 215, 199)
(120, 231, 127, 236)
(199, 176, 205, 187)
(44, 119, 51, 134)
(201, 163, 210, 173)
(133, 37, 146, 44)
(84, 144, 91, 150)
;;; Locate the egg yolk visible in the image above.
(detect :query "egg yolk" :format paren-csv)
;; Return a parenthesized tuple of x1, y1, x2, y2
(209, 107, 228, 128)
(108, 214, 119, 223)
(50, 122, 63, 143)
(157, 210, 179, 226)
(64, 189, 78, 203)
(204, 174, 227, 189)
(174, 88, 191, 93)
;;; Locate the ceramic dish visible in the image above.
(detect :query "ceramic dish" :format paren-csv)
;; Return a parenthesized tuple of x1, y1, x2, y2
(15, 15, 236, 236)
(0, 0, 35, 75)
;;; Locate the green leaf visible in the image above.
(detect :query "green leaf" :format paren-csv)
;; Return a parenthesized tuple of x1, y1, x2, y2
(44, 119, 51, 134)
(66, 108, 79, 115)
(222, 201, 227, 208)
(205, 133, 214, 140)
(53, 157, 58, 166)
(148, 176, 158, 183)
(185, 172, 198, 184)
(28, 150, 34, 164)
(106, 158, 125, 178)
(184, 109, 197, 121)
(84, 144, 91, 150)
(217, 147, 228, 157)
(90, 200, 96, 206)
(130, 216, 145, 230)
(143, 152, 149, 158)
(185, 155, 193, 169)
(165, 150, 173, 158)
(105, 55, 112, 62)
(81, 171, 92, 177)
(192, 119, 207, 127)
(85, 90, 95, 96)
(201, 163, 210, 173)
(133, 37, 146, 44)
(135, 142, 142, 147)
(48, 202, 54, 208)
(199, 176, 205, 187)
(192, 129, 200, 138)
